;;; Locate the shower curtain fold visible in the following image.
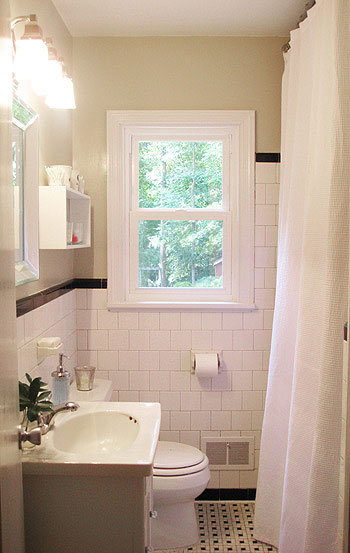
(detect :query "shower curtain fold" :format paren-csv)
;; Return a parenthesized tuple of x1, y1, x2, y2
(254, 1, 350, 552)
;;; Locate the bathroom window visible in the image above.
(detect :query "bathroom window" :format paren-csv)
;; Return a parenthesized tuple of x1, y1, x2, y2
(107, 111, 255, 309)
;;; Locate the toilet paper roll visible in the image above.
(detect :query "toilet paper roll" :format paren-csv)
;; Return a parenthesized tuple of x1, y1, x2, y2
(194, 353, 219, 378)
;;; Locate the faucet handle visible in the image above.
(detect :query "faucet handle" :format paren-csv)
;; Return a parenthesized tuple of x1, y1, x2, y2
(18, 425, 42, 450)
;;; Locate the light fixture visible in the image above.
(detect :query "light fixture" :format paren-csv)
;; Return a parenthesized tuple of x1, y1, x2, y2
(31, 38, 62, 96)
(13, 14, 48, 82)
(11, 14, 76, 110)
(45, 61, 76, 110)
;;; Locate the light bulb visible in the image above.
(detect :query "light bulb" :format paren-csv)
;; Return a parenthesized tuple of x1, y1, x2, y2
(14, 38, 48, 82)
(13, 16, 48, 82)
(46, 73, 76, 110)
(32, 42, 63, 96)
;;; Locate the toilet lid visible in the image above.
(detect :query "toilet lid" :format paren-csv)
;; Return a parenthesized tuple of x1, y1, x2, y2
(154, 441, 205, 470)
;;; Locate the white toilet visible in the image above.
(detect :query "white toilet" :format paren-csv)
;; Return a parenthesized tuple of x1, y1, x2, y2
(152, 441, 210, 550)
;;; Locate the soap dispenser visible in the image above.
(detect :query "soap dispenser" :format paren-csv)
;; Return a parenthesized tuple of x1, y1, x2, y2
(51, 353, 70, 406)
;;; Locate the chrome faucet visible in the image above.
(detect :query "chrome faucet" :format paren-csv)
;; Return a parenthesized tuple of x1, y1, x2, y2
(38, 402, 79, 435)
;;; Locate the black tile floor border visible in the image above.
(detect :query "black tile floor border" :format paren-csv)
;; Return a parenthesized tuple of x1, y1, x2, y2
(197, 489, 256, 501)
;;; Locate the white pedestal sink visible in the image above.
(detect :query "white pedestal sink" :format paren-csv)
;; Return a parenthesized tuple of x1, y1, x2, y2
(22, 402, 160, 553)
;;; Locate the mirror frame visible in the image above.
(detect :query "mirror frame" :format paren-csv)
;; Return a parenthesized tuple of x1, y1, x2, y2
(12, 95, 39, 286)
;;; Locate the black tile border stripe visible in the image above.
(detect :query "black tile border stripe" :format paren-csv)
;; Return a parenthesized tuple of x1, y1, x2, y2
(74, 278, 107, 289)
(16, 278, 107, 317)
(256, 153, 280, 163)
(16, 280, 75, 317)
(196, 488, 256, 501)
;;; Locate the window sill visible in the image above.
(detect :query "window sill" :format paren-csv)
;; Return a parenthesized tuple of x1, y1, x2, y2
(108, 301, 257, 312)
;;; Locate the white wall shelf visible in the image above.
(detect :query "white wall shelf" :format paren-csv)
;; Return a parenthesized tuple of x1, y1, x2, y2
(39, 186, 91, 250)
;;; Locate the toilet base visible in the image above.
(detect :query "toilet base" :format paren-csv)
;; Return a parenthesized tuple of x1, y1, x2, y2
(152, 501, 199, 550)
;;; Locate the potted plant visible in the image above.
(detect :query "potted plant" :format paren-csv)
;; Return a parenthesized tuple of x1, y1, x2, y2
(19, 373, 53, 431)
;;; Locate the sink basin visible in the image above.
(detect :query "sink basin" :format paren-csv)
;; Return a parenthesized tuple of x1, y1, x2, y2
(22, 401, 161, 476)
(53, 411, 140, 455)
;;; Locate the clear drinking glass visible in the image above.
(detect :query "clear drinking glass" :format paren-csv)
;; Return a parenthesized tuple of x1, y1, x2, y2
(72, 222, 83, 244)
(74, 366, 96, 391)
(66, 222, 73, 244)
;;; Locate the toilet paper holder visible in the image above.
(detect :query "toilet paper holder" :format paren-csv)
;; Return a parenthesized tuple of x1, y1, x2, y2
(190, 351, 221, 374)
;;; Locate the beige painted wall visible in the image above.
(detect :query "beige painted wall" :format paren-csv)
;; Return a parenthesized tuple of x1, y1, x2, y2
(11, 0, 74, 299)
(72, 36, 286, 278)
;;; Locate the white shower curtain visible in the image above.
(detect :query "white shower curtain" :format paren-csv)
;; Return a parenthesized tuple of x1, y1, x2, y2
(254, 1, 349, 552)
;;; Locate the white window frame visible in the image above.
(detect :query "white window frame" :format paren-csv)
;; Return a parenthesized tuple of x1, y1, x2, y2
(107, 110, 255, 310)
(13, 98, 39, 287)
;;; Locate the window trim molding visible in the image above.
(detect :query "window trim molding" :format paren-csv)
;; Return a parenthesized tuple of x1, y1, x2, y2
(107, 110, 256, 311)
(13, 103, 39, 287)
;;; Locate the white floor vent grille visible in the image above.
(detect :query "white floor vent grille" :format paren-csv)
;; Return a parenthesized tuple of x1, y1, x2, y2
(201, 436, 254, 470)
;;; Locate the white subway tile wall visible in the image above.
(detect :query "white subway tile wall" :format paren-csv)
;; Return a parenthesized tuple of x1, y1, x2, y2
(17, 290, 77, 383)
(17, 162, 279, 489)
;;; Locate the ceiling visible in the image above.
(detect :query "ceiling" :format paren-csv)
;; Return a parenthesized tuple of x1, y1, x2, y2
(51, 0, 307, 37)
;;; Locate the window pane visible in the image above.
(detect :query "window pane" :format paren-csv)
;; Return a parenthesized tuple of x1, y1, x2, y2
(13, 97, 36, 128)
(138, 141, 223, 209)
(138, 220, 223, 288)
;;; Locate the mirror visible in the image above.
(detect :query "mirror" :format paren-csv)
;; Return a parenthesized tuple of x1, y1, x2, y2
(12, 95, 39, 286)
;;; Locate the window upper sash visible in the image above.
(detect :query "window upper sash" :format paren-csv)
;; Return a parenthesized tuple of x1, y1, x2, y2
(130, 132, 231, 212)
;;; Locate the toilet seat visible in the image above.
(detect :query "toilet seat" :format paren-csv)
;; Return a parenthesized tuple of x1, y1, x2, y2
(153, 441, 209, 477)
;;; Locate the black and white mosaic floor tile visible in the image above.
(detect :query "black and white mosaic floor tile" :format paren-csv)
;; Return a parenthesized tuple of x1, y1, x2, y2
(155, 501, 278, 553)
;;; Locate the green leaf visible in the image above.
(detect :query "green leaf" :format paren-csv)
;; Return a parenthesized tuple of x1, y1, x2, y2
(25, 373, 32, 384)
(37, 398, 53, 405)
(19, 397, 31, 407)
(19, 392, 30, 402)
(19, 397, 29, 404)
(36, 404, 53, 412)
(19, 381, 29, 396)
(28, 378, 41, 403)
(27, 406, 40, 422)
(37, 391, 51, 401)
